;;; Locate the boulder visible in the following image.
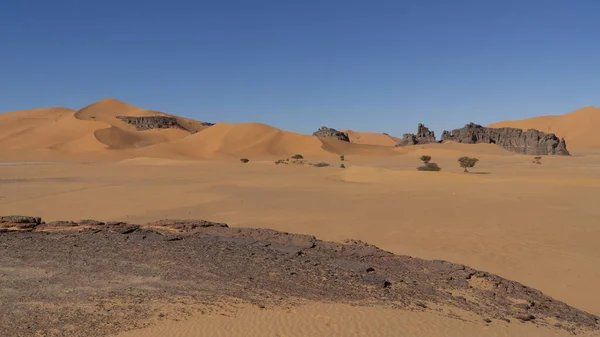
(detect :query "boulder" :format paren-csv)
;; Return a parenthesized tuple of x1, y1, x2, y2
(313, 127, 350, 142)
(441, 123, 570, 155)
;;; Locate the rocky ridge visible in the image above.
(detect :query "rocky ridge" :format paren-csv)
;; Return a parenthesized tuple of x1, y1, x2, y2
(397, 123, 437, 146)
(442, 123, 570, 155)
(396, 123, 570, 155)
(312, 126, 350, 141)
(0, 216, 597, 336)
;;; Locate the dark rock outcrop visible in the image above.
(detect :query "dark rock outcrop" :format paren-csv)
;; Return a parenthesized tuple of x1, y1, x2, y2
(0, 216, 598, 337)
(0, 216, 598, 336)
(313, 126, 350, 142)
(441, 123, 570, 155)
(397, 123, 437, 146)
(116, 116, 188, 131)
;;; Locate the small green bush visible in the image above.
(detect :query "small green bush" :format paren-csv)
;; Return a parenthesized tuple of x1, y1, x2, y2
(240, 158, 249, 163)
(419, 155, 432, 164)
(458, 156, 479, 172)
(340, 155, 345, 161)
(533, 156, 542, 164)
(340, 163, 346, 168)
(418, 163, 441, 171)
(291, 154, 304, 160)
(313, 162, 331, 167)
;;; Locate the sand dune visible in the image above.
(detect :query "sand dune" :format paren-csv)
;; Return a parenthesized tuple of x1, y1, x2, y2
(0, 99, 217, 160)
(488, 106, 600, 152)
(136, 122, 342, 159)
(0, 107, 111, 160)
(343, 129, 399, 146)
(74, 98, 204, 150)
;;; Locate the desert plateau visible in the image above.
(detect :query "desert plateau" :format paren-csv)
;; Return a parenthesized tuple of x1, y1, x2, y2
(1, 99, 600, 336)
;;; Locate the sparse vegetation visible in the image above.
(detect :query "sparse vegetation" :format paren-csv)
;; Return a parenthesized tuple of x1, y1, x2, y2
(313, 162, 331, 167)
(340, 163, 346, 168)
(417, 163, 441, 171)
(340, 155, 345, 161)
(419, 155, 432, 164)
(240, 158, 249, 163)
(458, 156, 479, 173)
(417, 155, 440, 171)
(533, 156, 542, 164)
(291, 154, 304, 160)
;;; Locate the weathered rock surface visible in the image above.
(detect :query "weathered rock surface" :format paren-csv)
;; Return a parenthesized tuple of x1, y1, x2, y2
(116, 116, 188, 131)
(397, 123, 437, 146)
(442, 123, 570, 155)
(0, 217, 597, 336)
(313, 126, 350, 142)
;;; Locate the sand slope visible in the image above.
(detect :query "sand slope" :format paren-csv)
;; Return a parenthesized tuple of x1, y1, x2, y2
(136, 122, 340, 159)
(0, 99, 218, 160)
(0, 107, 110, 160)
(488, 106, 600, 152)
(343, 129, 399, 146)
(74, 98, 207, 150)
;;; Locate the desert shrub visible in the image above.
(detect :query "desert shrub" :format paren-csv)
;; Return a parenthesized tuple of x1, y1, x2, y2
(340, 155, 345, 161)
(458, 156, 479, 172)
(313, 162, 331, 167)
(240, 158, 249, 163)
(274, 159, 288, 165)
(291, 154, 304, 160)
(418, 163, 441, 171)
(340, 163, 346, 168)
(533, 156, 542, 164)
(419, 155, 431, 164)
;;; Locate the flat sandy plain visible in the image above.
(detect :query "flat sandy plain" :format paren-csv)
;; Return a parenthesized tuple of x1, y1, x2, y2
(1, 101, 599, 336)
(2, 153, 600, 336)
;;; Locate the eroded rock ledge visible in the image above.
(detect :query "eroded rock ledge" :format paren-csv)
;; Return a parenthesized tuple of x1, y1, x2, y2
(442, 123, 570, 155)
(313, 126, 350, 142)
(396, 123, 570, 155)
(0, 216, 597, 336)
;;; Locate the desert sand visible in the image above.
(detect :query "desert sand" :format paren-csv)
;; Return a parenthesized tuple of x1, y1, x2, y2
(118, 302, 586, 337)
(1, 100, 600, 336)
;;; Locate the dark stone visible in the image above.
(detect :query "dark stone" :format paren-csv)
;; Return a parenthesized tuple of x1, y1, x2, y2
(515, 313, 536, 322)
(483, 318, 492, 323)
(441, 123, 570, 155)
(516, 303, 531, 310)
(313, 126, 350, 142)
(116, 116, 189, 132)
(396, 124, 436, 146)
(0, 216, 42, 229)
(45, 221, 78, 227)
(78, 219, 105, 226)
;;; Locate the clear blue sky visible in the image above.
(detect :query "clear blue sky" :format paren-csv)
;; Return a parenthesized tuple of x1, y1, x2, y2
(1, 0, 598, 136)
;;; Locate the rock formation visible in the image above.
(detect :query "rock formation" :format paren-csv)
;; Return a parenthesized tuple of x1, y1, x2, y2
(116, 116, 188, 131)
(397, 123, 437, 146)
(442, 123, 570, 155)
(313, 126, 350, 142)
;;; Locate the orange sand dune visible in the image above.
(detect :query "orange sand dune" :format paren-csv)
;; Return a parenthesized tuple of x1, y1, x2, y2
(343, 129, 398, 146)
(74, 98, 207, 150)
(136, 122, 339, 159)
(0, 107, 111, 160)
(488, 106, 600, 152)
